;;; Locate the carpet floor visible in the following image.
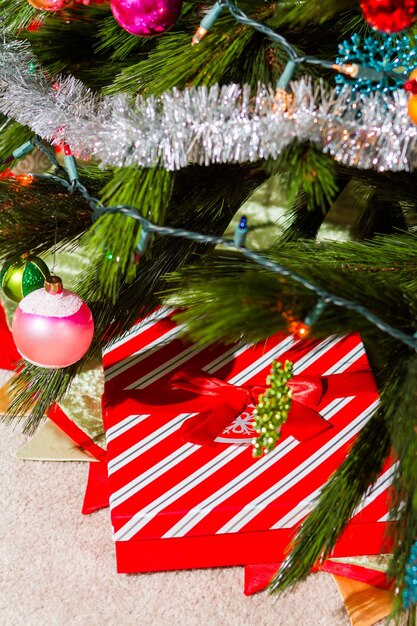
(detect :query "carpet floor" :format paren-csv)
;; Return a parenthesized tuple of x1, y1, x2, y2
(0, 419, 377, 626)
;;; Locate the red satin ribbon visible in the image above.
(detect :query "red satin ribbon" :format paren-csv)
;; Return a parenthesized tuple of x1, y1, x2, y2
(170, 368, 377, 447)
(243, 561, 392, 595)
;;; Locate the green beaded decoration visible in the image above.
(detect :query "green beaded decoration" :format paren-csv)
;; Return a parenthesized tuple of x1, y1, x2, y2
(252, 360, 294, 458)
(1, 254, 50, 302)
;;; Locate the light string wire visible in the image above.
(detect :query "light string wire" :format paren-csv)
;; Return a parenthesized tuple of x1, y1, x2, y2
(6, 135, 417, 353)
(202, 1, 387, 81)
(222, 0, 300, 61)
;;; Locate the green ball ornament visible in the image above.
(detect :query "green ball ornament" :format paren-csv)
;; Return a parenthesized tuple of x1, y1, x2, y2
(0, 254, 50, 302)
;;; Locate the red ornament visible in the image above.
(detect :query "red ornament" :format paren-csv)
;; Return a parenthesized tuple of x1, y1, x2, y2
(359, 0, 417, 32)
(404, 78, 417, 94)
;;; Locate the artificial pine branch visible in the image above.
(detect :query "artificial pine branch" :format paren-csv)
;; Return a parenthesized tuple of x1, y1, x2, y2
(276, 0, 358, 26)
(0, 117, 33, 172)
(275, 184, 341, 244)
(3, 163, 267, 431)
(22, 5, 111, 81)
(270, 353, 414, 622)
(82, 167, 173, 301)
(95, 15, 147, 61)
(0, 176, 94, 260)
(385, 355, 417, 617)
(166, 239, 416, 356)
(0, 0, 39, 33)
(269, 406, 390, 592)
(269, 142, 340, 215)
(104, 3, 290, 96)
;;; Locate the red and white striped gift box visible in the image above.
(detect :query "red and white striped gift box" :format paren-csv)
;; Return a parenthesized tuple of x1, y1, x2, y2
(102, 308, 394, 573)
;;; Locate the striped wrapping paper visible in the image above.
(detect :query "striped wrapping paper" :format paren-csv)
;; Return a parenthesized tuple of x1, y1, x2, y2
(102, 307, 394, 573)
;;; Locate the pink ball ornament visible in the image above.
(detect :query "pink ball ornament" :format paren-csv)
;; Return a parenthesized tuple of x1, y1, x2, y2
(110, 0, 182, 36)
(12, 277, 94, 369)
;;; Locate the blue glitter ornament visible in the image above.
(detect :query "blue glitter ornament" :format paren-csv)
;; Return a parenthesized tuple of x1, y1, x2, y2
(335, 33, 417, 96)
(403, 541, 417, 609)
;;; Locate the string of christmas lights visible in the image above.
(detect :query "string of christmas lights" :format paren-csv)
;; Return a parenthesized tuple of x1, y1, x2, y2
(1, 40, 417, 173)
(4, 133, 417, 352)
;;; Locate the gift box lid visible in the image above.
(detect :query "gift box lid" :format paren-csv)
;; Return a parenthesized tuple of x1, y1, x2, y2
(102, 308, 392, 544)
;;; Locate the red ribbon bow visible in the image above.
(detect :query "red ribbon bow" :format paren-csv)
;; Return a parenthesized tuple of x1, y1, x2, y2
(170, 368, 376, 447)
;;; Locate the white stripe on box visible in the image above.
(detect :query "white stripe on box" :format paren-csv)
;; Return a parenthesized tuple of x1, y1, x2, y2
(203, 343, 251, 373)
(110, 442, 198, 509)
(216, 399, 379, 534)
(271, 459, 394, 530)
(126, 342, 214, 389)
(229, 336, 295, 386)
(230, 337, 297, 384)
(114, 444, 247, 541)
(103, 306, 174, 355)
(320, 396, 355, 421)
(379, 498, 402, 522)
(293, 336, 342, 374)
(323, 345, 365, 375)
(271, 486, 322, 529)
(105, 323, 187, 381)
(162, 437, 299, 538)
(127, 334, 296, 390)
(352, 464, 397, 517)
(107, 413, 197, 475)
(106, 414, 150, 444)
(162, 396, 354, 538)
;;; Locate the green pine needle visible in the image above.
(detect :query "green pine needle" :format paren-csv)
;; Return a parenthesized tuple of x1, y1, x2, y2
(270, 406, 390, 593)
(82, 167, 173, 301)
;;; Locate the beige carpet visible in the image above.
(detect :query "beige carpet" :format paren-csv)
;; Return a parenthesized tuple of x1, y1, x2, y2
(0, 419, 372, 626)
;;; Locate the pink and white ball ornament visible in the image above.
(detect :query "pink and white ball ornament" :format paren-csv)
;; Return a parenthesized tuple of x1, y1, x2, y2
(12, 276, 94, 369)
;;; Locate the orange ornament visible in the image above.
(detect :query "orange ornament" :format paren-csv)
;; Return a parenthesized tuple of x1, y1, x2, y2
(408, 95, 417, 124)
(405, 70, 417, 124)
(27, 0, 73, 10)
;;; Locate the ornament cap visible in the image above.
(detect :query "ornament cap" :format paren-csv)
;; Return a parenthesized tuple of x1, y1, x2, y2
(44, 276, 63, 295)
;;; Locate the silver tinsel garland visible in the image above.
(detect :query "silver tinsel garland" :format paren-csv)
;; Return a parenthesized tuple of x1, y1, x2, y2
(1, 40, 417, 172)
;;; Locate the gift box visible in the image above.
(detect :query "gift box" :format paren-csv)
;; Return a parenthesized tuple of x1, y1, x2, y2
(102, 308, 394, 574)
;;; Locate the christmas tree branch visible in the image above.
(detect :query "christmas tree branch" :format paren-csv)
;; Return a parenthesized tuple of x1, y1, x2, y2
(0, 0, 39, 33)
(269, 353, 415, 625)
(269, 406, 390, 593)
(0, 176, 95, 260)
(82, 167, 174, 301)
(3, 163, 267, 432)
(166, 231, 417, 355)
(0, 116, 33, 171)
(384, 355, 417, 617)
(269, 142, 340, 215)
